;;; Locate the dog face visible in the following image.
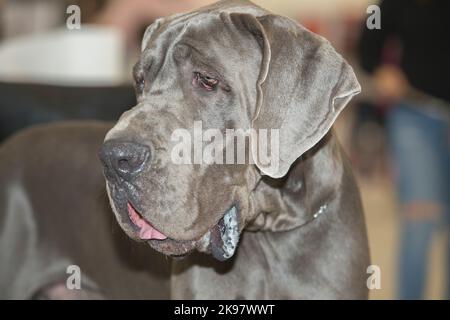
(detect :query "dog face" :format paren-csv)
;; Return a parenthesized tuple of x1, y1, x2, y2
(99, 1, 360, 260)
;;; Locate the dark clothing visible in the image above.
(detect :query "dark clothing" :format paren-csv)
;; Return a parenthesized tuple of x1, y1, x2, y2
(358, 0, 450, 102)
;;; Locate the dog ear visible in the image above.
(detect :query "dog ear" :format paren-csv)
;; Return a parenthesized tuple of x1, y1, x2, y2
(230, 13, 361, 178)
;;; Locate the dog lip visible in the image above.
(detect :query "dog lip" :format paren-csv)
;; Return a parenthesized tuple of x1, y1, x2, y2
(107, 183, 169, 242)
(126, 202, 168, 241)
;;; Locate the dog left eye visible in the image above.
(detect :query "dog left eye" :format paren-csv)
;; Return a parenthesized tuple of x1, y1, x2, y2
(193, 72, 219, 91)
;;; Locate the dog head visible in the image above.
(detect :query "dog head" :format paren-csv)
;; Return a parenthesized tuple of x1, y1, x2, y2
(99, 0, 360, 260)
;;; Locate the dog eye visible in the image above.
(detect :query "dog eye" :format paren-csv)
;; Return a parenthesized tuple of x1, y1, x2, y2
(193, 72, 219, 91)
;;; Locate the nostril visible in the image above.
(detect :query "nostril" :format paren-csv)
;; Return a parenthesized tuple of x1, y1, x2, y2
(117, 158, 130, 171)
(118, 158, 128, 167)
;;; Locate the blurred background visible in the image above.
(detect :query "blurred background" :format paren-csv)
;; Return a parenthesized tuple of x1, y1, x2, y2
(0, 0, 448, 299)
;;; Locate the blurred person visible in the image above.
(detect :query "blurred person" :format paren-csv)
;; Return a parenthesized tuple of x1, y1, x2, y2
(359, 0, 450, 299)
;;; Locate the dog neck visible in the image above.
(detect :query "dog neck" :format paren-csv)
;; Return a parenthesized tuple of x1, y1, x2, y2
(246, 132, 344, 232)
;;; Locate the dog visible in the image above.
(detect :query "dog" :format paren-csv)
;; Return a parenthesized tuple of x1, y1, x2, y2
(0, 0, 369, 299)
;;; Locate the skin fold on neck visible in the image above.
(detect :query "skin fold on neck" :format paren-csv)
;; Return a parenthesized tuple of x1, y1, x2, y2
(246, 132, 344, 232)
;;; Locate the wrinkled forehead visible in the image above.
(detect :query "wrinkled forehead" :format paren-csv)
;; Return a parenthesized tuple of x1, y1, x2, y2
(141, 12, 238, 52)
(141, 2, 267, 51)
(137, 11, 262, 79)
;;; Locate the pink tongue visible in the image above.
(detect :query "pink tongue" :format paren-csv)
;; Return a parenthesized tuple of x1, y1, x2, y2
(127, 203, 167, 240)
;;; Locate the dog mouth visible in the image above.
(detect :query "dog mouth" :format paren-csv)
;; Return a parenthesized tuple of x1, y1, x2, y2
(118, 197, 240, 260)
(127, 202, 168, 241)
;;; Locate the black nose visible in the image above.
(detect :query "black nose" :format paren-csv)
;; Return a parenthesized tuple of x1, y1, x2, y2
(99, 140, 151, 181)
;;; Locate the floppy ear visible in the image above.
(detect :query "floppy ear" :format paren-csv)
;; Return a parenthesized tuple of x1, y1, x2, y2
(231, 13, 361, 178)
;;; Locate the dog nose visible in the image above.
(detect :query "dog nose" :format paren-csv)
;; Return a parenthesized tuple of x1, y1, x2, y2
(99, 140, 151, 181)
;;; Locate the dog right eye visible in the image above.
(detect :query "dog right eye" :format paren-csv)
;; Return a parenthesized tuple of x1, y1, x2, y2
(193, 72, 219, 91)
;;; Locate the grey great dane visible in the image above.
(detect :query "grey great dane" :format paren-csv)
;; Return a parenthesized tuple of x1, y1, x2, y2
(0, 0, 369, 299)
